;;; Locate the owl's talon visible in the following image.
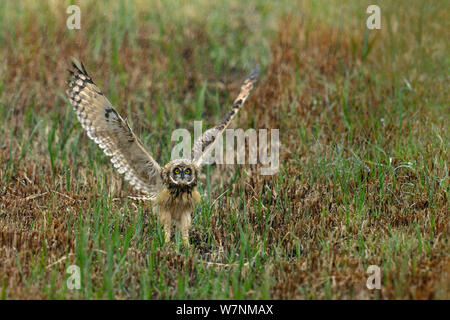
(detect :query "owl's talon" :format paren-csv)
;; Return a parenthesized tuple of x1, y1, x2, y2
(182, 237, 190, 248)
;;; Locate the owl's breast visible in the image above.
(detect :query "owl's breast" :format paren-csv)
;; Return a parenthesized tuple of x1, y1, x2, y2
(157, 187, 201, 214)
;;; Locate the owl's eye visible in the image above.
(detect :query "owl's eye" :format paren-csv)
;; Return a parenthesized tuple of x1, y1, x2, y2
(174, 168, 180, 175)
(185, 168, 192, 175)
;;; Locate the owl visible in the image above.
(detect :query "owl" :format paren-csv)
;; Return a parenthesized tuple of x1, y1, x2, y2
(66, 60, 258, 245)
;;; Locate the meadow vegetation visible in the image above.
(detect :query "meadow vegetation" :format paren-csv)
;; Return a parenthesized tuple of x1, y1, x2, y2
(0, 0, 448, 299)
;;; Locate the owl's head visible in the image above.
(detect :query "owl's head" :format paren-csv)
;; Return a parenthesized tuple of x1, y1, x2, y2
(162, 159, 199, 190)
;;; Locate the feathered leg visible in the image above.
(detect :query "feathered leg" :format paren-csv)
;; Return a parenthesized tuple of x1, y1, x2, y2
(158, 209, 172, 244)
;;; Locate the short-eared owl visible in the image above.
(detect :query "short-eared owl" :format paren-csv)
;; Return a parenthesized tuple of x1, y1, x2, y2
(66, 60, 258, 245)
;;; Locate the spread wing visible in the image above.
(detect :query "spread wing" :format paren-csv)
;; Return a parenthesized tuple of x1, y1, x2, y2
(66, 60, 162, 199)
(192, 67, 259, 166)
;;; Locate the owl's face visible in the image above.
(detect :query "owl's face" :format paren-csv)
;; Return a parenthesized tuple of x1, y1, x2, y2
(162, 159, 199, 189)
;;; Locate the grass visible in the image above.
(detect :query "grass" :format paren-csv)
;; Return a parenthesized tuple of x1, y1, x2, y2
(0, 0, 448, 299)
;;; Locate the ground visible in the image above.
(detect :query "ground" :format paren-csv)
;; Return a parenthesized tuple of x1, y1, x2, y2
(0, 0, 448, 299)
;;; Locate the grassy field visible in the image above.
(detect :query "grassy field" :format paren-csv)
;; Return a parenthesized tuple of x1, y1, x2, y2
(0, 0, 448, 299)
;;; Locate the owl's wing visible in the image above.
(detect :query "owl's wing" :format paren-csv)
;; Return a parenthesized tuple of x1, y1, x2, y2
(66, 60, 162, 199)
(192, 67, 259, 166)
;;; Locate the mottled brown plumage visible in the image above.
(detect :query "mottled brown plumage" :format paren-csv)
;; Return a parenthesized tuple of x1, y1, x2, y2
(66, 59, 258, 245)
(158, 159, 201, 243)
(66, 60, 162, 198)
